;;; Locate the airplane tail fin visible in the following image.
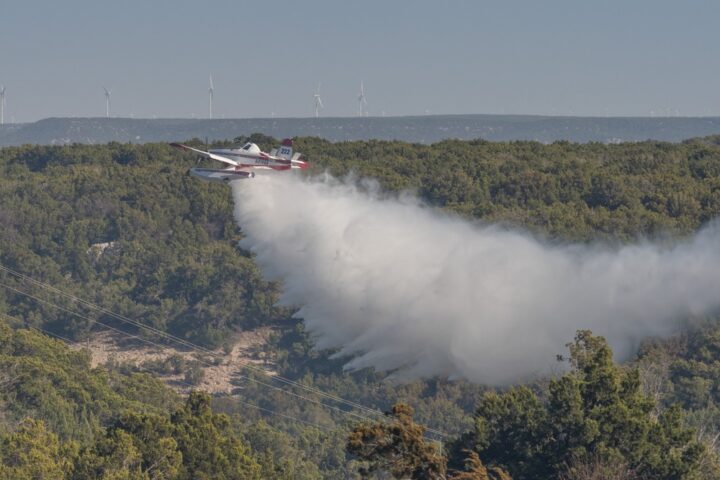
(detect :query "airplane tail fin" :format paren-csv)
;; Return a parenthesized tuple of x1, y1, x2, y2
(277, 138, 293, 160)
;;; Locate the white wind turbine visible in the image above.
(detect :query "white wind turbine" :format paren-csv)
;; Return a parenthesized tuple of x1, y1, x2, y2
(208, 75, 214, 119)
(357, 81, 367, 117)
(313, 82, 324, 118)
(0, 85, 5, 126)
(102, 86, 111, 118)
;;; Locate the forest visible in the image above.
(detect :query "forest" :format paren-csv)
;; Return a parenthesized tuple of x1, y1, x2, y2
(2, 135, 720, 478)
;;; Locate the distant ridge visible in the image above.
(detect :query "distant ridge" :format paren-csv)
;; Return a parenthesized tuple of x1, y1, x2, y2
(1, 115, 720, 146)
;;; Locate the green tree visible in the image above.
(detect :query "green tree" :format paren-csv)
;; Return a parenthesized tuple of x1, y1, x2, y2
(170, 391, 261, 480)
(0, 418, 76, 480)
(472, 331, 705, 480)
(75, 411, 181, 480)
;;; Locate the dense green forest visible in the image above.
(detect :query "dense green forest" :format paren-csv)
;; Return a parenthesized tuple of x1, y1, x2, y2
(3, 135, 720, 478)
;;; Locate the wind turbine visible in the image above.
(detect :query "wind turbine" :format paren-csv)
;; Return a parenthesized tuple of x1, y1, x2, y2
(0, 85, 5, 126)
(358, 81, 367, 117)
(208, 75, 214, 119)
(102, 86, 111, 118)
(313, 82, 324, 118)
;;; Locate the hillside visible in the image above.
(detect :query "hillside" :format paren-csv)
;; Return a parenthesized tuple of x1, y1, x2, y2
(0, 321, 351, 479)
(4, 136, 720, 346)
(3, 137, 720, 478)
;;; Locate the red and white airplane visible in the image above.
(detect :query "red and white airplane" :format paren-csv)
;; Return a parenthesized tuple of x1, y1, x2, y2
(171, 138, 309, 182)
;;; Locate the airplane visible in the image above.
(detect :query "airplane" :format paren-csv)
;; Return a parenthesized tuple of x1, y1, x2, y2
(170, 138, 309, 182)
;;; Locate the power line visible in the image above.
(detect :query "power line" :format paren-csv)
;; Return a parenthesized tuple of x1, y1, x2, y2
(0, 263, 387, 420)
(0, 265, 448, 438)
(0, 280, 371, 424)
(1, 313, 333, 432)
(0, 312, 157, 417)
(0, 277, 448, 438)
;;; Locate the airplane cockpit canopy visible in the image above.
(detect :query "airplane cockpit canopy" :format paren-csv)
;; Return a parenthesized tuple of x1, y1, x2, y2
(240, 142, 261, 154)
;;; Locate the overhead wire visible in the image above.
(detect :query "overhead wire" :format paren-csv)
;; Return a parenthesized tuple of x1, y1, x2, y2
(0, 272, 449, 438)
(0, 263, 387, 419)
(0, 279, 373, 424)
(0, 313, 334, 433)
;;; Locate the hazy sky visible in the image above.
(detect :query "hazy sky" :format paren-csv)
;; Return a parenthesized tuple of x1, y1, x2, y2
(1, 0, 718, 122)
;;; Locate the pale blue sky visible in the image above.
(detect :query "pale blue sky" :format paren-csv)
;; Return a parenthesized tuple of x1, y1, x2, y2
(1, 0, 718, 122)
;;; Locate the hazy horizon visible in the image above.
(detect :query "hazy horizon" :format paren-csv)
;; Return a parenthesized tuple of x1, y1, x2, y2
(4, 111, 720, 126)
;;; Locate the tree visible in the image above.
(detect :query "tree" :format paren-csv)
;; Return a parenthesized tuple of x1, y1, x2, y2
(0, 418, 76, 480)
(74, 412, 182, 480)
(473, 386, 550, 477)
(472, 331, 705, 480)
(74, 429, 149, 480)
(450, 451, 512, 480)
(74, 392, 261, 480)
(170, 391, 261, 480)
(347, 402, 512, 479)
(347, 402, 447, 479)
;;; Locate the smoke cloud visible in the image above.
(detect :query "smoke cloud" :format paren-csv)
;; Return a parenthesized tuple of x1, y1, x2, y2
(232, 173, 720, 385)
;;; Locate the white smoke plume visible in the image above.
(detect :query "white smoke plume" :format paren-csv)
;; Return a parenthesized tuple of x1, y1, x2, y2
(232, 173, 720, 385)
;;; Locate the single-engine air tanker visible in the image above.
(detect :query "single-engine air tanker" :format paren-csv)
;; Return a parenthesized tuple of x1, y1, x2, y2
(170, 138, 308, 182)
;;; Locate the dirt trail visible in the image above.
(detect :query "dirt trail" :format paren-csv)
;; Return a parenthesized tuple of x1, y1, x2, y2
(74, 327, 277, 394)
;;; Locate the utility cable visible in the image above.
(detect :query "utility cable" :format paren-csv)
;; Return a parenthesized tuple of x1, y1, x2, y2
(0, 268, 449, 438)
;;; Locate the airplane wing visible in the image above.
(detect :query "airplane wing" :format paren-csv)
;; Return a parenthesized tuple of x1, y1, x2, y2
(170, 143, 239, 167)
(188, 167, 255, 182)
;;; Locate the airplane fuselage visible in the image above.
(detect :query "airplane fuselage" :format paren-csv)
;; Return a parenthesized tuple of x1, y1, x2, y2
(208, 149, 296, 170)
